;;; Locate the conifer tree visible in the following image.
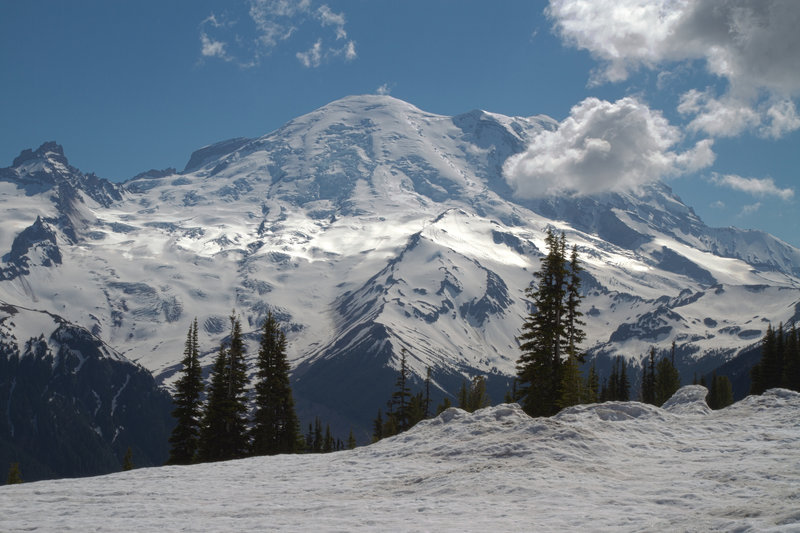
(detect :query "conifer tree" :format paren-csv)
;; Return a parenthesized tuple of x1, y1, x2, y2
(435, 397, 452, 415)
(424, 366, 432, 418)
(390, 348, 413, 431)
(558, 354, 584, 409)
(654, 354, 681, 406)
(707, 373, 733, 410)
(616, 357, 630, 401)
(640, 347, 656, 405)
(347, 429, 357, 450)
(250, 312, 300, 456)
(517, 230, 585, 416)
(584, 363, 599, 403)
(122, 447, 134, 471)
(6, 462, 22, 485)
(785, 325, 800, 391)
(459, 375, 491, 412)
(198, 315, 250, 462)
(372, 409, 384, 443)
(167, 319, 203, 465)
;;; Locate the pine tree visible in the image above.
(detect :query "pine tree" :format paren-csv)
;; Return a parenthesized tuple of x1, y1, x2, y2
(6, 462, 22, 485)
(459, 375, 491, 413)
(424, 366, 432, 418)
(558, 354, 584, 409)
(785, 325, 800, 391)
(616, 357, 630, 401)
(752, 324, 777, 394)
(198, 315, 250, 462)
(654, 354, 681, 406)
(584, 363, 599, 403)
(167, 319, 204, 465)
(436, 397, 452, 415)
(323, 424, 333, 453)
(641, 347, 656, 405)
(707, 373, 733, 410)
(390, 348, 413, 432)
(122, 447, 134, 471)
(347, 429, 357, 450)
(251, 312, 300, 456)
(517, 230, 585, 416)
(372, 409, 384, 443)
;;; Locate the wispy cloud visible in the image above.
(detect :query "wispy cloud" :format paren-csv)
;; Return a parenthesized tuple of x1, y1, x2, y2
(710, 173, 795, 201)
(547, 0, 800, 139)
(199, 0, 357, 69)
(740, 202, 762, 216)
(376, 83, 393, 96)
(503, 97, 715, 198)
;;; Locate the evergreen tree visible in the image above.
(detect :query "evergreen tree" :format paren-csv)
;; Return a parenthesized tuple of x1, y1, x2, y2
(459, 375, 491, 413)
(347, 429, 357, 450)
(6, 462, 22, 485)
(372, 409, 384, 443)
(323, 424, 333, 453)
(584, 363, 599, 403)
(313, 417, 323, 453)
(557, 354, 584, 409)
(198, 315, 250, 462)
(122, 447, 134, 471)
(654, 354, 681, 406)
(390, 348, 413, 432)
(435, 397, 452, 415)
(250, 312, 300, 456)
(504, 379, 518, 404)
(424, 366, 432, 418)
(785, 325, 800, 391)
(517, 230, 585, 416)
(640, 347, 656, 405)
(167, 319, 204, 465)
(707, 373, 733, 410)
(616, 357, 630, 401)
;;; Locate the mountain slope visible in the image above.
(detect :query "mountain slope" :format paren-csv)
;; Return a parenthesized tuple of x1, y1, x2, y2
(0, 95, 798, 437)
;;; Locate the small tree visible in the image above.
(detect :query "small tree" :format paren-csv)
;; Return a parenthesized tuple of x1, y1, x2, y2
(6, 462, 22, 485)
(122, 447, 134, 471)
(654, 355, 681, 406)
(707, 373, 733, 410)
(640, 347, 656, 405)
(390, 348, 413, 432)
(459, 375, 492, 413)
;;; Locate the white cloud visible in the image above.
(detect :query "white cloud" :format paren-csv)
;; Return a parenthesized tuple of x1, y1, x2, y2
(710, 200, 726, 209)
(547, 0, 800, 138)
(200, 0, 356, 68)
(740, 202, 762, 216)
(503, 97, 715, 198)
(316, 5, 347, 40)
(710, 173, 795, 201)
(296, 39, 323, 68)
(376, 83, 392, 96)
(200, 33, 231, 61)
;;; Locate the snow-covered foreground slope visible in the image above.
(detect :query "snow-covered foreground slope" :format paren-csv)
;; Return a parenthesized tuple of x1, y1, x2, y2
(3, 386, 799, 532)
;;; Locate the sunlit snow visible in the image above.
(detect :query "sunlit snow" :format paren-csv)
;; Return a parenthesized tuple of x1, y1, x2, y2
(2, 386, 798, 532)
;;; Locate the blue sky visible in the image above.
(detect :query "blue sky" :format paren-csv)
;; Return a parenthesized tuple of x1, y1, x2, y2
(1, 0, 798, 247)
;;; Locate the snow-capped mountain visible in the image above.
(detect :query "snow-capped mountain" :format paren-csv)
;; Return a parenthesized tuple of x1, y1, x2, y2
(1, 95, 798, 436)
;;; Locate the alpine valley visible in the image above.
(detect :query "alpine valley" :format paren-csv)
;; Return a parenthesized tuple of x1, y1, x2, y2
(2, 95, 799, 479)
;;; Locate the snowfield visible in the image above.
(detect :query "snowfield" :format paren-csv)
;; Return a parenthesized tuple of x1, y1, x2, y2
(2, 386, 799, 532)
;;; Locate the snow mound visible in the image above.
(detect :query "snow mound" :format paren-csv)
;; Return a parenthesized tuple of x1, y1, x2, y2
(661, 384, 712, 415)
(2, 390, 800, 531)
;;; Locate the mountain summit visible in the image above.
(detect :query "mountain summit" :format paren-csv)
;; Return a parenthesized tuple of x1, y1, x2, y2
(1, 95, 798, 435)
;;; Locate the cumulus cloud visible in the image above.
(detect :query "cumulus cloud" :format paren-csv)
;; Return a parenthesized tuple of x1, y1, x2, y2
(503, 97, 715, 198)
(200, 0, 356, 68)
(547, 0, 800, 138)
(376, 83, 392, 96)
(710, 173, 795, 200)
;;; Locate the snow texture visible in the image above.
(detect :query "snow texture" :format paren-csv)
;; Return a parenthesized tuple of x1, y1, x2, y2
(2, 386, 799, 532)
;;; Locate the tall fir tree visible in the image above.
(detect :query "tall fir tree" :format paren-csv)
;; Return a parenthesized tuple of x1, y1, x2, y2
(654, 354, 681, 406)
(198, 315, 250, 462)
(707, 373, 733, 409)
(640, 347, 656, 405)
(517, 229, 585, 416)
(250, 312, 300, 456)
(390, 348, 413, 432)
(167, 319, 204, 465)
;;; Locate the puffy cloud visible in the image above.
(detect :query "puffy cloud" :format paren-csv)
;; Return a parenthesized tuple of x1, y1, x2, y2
(710, 173, 795, 200)
(503, 97, 715, 198)
(547, 0, 800, 138)
(376, 83, 392, 96)
(200, 33, 230, 60)
(316, 5, 347, 40)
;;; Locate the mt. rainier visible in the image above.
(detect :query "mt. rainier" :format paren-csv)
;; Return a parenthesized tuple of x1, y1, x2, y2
(1, 95, 798, 438)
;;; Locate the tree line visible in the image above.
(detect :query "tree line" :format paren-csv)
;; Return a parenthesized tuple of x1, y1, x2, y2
(751, 322, 800, 394)
(166, 312, 348, 466)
